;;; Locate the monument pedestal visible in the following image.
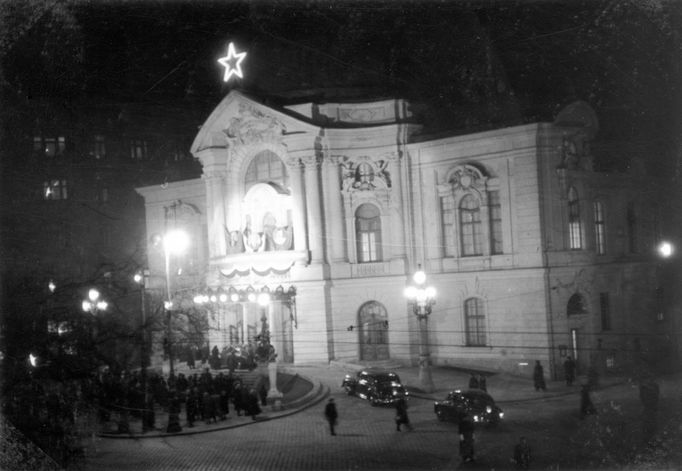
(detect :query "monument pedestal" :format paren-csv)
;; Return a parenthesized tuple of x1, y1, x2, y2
(267, 361, 283, 411)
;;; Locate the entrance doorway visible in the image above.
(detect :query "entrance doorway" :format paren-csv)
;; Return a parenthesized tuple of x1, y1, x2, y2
(358, 301, 389, 361)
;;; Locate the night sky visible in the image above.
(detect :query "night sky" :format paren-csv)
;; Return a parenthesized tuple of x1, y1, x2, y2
(2, 0, 682, 174)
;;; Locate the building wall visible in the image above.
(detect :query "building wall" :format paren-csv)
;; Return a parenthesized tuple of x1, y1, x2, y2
(136, 92, 668, 377)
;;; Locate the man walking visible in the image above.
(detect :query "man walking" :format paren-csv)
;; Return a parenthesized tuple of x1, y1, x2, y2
(324, 398, 338, 436)
(459, 413, 475, 463)
(533, 360, 546, 391)
(394, 394, 412, 431)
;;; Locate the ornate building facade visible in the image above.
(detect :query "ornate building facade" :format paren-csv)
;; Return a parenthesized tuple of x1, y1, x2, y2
(137, 91, 668, 378)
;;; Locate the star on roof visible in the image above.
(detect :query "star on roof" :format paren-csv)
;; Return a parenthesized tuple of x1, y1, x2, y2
(217, 42, 247, 82)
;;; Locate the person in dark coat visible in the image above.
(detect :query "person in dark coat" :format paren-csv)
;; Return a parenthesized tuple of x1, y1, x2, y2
(468, 373, 479, 390)
(186, 387, 200, 427)
(233, 382, 244, 416)
(513, 436, 531, 469)
(459, 413, 475, 463)
(394, 394, 412, 431)
(187, 346, 196, 369)
(580, 384, 596, 418)
(245, 388, 261, 421)
(202, 391, 217, 424)
(563, 356, 576, 386)
(324, 398, 338, 436)
(478, 374, 487, 392)
(533, 361, 546, 391)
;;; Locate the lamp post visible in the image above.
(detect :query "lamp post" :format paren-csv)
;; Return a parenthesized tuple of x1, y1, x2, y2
(404, 266, 436, 393)
(256, 290, 283, 410)
(161, 229, 189, 377)
(134, 270, 151, 432)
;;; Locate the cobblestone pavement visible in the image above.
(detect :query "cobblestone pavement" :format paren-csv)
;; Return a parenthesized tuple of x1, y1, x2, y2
(81, 363, 681, 471)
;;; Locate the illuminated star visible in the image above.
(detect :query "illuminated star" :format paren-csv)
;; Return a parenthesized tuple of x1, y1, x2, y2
(217, 42, 247, 82)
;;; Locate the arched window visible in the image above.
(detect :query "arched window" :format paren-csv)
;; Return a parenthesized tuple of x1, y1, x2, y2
(355, 203, 382, 262)
(567, 293, 587, 316)
(245, 150, 288, 190)
(460, 194, 482, 256)
(464, 298, 486, 346)
(568, 187, 582, 249)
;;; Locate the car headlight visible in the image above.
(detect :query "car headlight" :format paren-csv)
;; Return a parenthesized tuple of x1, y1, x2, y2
(499, 412, 504, 418)
(486, 406, 492, 413)
(473, 415, 480, 422)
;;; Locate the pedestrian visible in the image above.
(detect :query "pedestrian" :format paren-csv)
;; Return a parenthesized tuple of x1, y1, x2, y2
(513, 436, 531, 469)
(186, 387, 199, 427)
(458, 413, 475, 463)
(533, 361, 546, 391)
(468, 373, 479, 389)
(324, 398, 338, 436)
(478, 374, 487, 392)
(563, 356, 576, 386)
(394, 394, 412, 432)
(233, 382, 244, 416)
(245, 388, 261, 421)
(580, 384, 596, 418)
(258, 380, 268, 407)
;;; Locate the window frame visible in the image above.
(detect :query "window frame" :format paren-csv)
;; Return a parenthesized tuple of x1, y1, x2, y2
(355, 203, 382, 263)
(464, 297, 487, 347)
(568, 187, 582, 250)
(593, 200, 606, 255)
(459, 194, 483, 257)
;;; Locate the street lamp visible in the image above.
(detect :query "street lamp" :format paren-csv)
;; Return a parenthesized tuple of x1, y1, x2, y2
(161, 229, 189, 377)
(82, 288, 108, 314)
(404, 265, 436, 393)
(134, 269, 151, 432)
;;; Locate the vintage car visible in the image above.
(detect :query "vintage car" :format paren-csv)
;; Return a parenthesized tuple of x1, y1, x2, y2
(342, 368, 409, 406)
(433, 389, 504, 424)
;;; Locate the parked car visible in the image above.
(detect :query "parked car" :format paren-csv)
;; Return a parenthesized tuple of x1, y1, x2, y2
(433, 389, 504, 424)
(342, 368, 409, 406)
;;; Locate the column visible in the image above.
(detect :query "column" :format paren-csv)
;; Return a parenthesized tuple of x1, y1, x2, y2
(324, 157, 346, 262)
(387, 153, 407, 260)
(302, 155, 324, 264)
(285, 156, 308, 256)
(204, 168, 227, 258)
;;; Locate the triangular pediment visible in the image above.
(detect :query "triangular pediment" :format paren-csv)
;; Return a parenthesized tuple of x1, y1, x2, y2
(190, 90, 320, 155)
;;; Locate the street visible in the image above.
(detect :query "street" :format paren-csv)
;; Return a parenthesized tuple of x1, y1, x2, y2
(81, 374, 682, 471)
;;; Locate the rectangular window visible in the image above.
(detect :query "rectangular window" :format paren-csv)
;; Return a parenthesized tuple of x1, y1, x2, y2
(568, 192, 582, 249)
(489, 190, 503, 255)
(130, 139, 148, 160)
(91, 135, 106, 159)
(441, 196, 456, 257)
(43, 179, 68, 200)
(465, 298, 486, 346)
(627, 203, 637, 253)
(599, 292, 611, 331)
(34, 136, 66, 157)
(593, 201, 606, 255)
(460, 195, 482, 256)
(359, 232, 377, 262)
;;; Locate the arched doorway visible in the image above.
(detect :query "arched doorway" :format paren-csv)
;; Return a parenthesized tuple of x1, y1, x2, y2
(359, 301, 389, 361)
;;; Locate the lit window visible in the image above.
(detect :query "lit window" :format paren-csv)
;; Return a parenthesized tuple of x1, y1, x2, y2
(34, 136, 66, 157)
(91, 135, 106, 159)
(489, 190, 503, 255)
(355, 203, 382, 262)
(43, 180, 68, 200)
(464, 298, 486, 346)
(568, 187, 582, 249)
(245, 151, 288, 189)
(460, 194, 482, 256)
(130, 139, 148, 160)
(593, 201, 606, 255)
